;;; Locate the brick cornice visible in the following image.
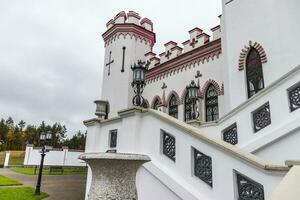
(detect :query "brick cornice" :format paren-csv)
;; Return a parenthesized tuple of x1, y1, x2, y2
(102, 23, 156, 47)
(145, 38, 221, 83)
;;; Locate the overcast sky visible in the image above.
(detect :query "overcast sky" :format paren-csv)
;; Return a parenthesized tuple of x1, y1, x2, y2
(0, 0, 222, 137)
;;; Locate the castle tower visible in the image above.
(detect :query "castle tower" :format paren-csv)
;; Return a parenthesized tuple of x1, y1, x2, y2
(101, 11, 155, 117)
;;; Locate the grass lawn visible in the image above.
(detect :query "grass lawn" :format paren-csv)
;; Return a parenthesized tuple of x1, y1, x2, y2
(11, 167, 87, 175)
(0, 151, 25, 166)
(0, 175, 22, 186)
(0, 187, 48, 200)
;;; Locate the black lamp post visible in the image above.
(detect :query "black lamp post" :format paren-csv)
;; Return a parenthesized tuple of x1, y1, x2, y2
(35, 131, 52, 195)
(131, 60, 149, 106)
(186, 80, 200, 120)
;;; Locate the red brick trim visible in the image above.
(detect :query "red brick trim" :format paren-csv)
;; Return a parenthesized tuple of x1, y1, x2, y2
(166, 90, 181, 106)
(145, 39, 221, 84)
(151, 95, 162, 108)
(143, 99, 150, 108)
(164, 41, 177, 47)
(200, 79, 223, 98)
(102, 23, 156, 47)
(238, 41, 268, 71)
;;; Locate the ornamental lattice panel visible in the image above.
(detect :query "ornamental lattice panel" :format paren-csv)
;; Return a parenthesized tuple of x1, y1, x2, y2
(222, 123, 238, 145)
(288, 83, 300, 112)
(162, 131, 176, 161)
(109, 130, 117, 148)
(252, 103, 271, 132)
(194, 148, 213, 187)
(236, 173, 265, 200)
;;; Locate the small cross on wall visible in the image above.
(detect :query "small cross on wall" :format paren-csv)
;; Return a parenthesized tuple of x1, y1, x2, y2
(106, 51, 114, 76)
(165, 51, 172, 59)
(195, 70, 202, 79)
(161, 82, 167, 90)
(190, 38, 198, 48)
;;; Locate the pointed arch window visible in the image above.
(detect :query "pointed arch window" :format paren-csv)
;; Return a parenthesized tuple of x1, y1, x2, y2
(153, 99, 160, 110)
(246, 48, 265, 98)
(169, 95, 178, 118)
(205, 84, 219, 121)
(184, 93, 192, 121)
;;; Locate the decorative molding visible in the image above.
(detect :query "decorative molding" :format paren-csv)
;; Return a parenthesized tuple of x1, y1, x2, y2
(145, 39, 221, 84)
(200, 79, 223, 98)
(151, 95, 162, 109)
(102, 24, 156, 47)
(238, 41, 268, 71)
(143, 99, 150, 108)
(166, 91, 181, 106)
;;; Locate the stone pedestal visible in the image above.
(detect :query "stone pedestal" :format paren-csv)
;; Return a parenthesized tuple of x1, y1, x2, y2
(79, 153, 150, 200)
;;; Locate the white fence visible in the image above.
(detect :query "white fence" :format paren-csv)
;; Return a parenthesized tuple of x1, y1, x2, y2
(24, 145, 86, 167)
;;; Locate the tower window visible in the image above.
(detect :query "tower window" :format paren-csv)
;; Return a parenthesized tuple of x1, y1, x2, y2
(109, 129, 117, 148)
(168, 95, 178, 118)
(205, 84, 219, 122)
(246, 48, 265, 98)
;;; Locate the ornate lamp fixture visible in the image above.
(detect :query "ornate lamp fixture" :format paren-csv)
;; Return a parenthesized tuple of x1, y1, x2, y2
(186, 80, 200, 120)
(94, 100, 109, 119)
(131, 60, 149, 106)
(35, 131, 52, 195)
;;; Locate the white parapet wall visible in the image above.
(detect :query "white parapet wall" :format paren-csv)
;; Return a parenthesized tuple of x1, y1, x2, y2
(84, 107, 290, 200)
(23, 144, 86, 167)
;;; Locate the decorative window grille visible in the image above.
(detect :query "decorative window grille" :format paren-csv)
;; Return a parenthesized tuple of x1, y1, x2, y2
(252, 103, 271, 132)
(109, 129, 117, 148)
(222, 123, 238, 145)
(184, 93, 192, 121)
(236, 172, 265, 200)
(169, 95, 178, 118)
(288, 82, 300, 112)
(246, 48, 265, 98)
(194, 148, 213, 187)
(162, 131, 175, 161)
(205, 84, 219, 122)
(153, 99, 160, 110)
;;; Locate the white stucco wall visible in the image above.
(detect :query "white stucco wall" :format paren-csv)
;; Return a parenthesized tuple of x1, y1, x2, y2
(84, 109, 288, 200)
(23, 146, 86, 166)
(222, 0, 300, 109)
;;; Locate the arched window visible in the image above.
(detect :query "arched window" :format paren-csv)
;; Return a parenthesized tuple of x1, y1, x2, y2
(153, 99, 160, 110)
(168, 95, 178, 118)
(205, 84, 219, 121)
(184, 93, 192, 121)
(246, 48, 265, 98)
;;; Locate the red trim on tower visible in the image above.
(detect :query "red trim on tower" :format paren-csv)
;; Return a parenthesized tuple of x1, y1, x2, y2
(171, 46, 183, 51)
(182, 40, 190, 45)
(102, 23, 156, 47)
(211, 25, 221, 32)
(238, 40, 268, 71)
(164, 41, 177, 47)
(188, 27, 203, 34)
(145, 52, 156, 57)
(140, 18, 153, 25)
(127, 11, 141, 20)
(145, 39, 221, 82)
(114, 11, 127, 20)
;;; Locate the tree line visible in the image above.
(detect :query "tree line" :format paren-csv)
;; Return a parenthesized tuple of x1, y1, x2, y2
(0, 117, 86, 151)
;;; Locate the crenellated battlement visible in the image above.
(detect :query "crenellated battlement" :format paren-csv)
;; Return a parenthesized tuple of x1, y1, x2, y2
(144, 16, 222, 72)
(102, 11, 155, 47)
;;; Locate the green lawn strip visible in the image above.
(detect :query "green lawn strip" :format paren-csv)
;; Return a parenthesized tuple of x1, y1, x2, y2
(0, 175, 22, 186)
(11, 167, 87, 175)
(0, 187, 48, 200)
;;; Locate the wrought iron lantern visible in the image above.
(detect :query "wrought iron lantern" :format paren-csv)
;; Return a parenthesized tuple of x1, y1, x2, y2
(131, 60, 149, 106)
(35, 131, 52, 195)
(94, 100, 108, 119)
(186, 80, 200, 120)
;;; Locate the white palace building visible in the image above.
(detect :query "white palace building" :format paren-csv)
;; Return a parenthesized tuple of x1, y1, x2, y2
(82, 0, 300, 199)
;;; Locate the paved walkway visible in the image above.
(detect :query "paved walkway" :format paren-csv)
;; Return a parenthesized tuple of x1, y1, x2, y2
(0, 168, 86, 200)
